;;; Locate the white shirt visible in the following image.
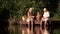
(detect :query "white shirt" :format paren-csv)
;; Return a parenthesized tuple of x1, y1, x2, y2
(43, 11, 50, 18)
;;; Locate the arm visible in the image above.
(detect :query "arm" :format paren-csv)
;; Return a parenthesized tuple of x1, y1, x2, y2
(27, 12, 30, 18)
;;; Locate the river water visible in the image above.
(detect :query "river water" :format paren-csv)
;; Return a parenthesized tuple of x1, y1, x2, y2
(8, 25, 60, 34)
(0, 25, 60, 34)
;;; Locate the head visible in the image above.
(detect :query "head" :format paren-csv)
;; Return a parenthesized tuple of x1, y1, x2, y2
(37, 12, 41, 16)
(29, 7, 33, 12)
(37, 12, 40, 15)
(43, 8, 47, 12)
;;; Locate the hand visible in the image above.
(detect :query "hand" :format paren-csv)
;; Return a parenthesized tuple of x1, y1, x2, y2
(31, 16, 34, 18)
(43, 17, 48, 19)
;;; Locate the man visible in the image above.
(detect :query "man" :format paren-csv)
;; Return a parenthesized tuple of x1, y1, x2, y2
(40, 8, 50, 26)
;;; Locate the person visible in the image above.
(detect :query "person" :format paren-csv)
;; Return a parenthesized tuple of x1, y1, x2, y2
(41, 8, 50, 26)
(26, 7, 34, 28)
(36, 12, 42, 23)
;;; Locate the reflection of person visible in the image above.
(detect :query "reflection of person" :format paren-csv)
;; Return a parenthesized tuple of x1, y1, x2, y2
(40, 26, 43, 34)
(26, 7, 34, 27)
(42, 26, 49, 34)
(34, 26, 42, 34)
(27, 27, 31, 34)
(22, 30, 25, 34)
(36, 28, 40, 34)
(41, 8, 50, 26)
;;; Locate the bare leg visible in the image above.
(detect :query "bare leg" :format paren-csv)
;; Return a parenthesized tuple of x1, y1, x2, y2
(40, 25, 42, 34)
(31, 18, 33, 27)
(40, 18, 43, 26)
(31, 21, 33, 26)
(28, 21, 30, 28)
(44, 21, 47, 26)
(40, 20, 42, 26)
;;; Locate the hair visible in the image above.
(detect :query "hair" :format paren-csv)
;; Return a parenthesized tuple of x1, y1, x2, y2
(43, 7, 49, 11)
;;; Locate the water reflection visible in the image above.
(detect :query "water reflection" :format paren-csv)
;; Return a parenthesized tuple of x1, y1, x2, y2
(14, 25, 50, 34)
(33, 26, 42, 34)
(8, 25, 16, 34)
(42, 26, 49, 34)
(33, 26, 50, 34)
(8, 25, 60, 34)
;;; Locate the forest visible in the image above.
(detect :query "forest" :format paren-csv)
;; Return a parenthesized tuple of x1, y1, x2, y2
(0, 0, 60, 24)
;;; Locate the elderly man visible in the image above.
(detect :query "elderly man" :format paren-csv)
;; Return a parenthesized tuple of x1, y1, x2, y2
(40, 8, 50, 26)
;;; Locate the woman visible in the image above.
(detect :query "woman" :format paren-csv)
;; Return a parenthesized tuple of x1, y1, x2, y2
(41, 8, 50, 26)
(26, 7, 34, 27)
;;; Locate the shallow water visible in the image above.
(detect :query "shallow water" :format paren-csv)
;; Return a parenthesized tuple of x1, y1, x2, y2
(0, 25, 60, 34)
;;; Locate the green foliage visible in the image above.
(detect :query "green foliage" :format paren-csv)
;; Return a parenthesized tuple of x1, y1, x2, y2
(53, 29, 60, 34)
(0, 0, 60, 20)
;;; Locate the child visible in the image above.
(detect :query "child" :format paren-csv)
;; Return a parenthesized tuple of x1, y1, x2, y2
(36, 12, 42, 24)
